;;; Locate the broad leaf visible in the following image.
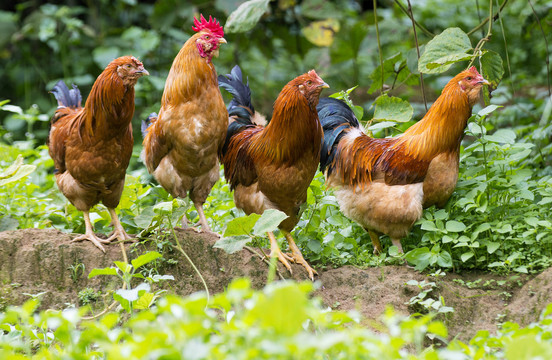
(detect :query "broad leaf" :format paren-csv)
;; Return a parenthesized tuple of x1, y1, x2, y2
(88, 267, 118, 278)
(302, 18, 340, 47)
(485, 129, 516, 144)
(418, 28, 472, 74)
(301, 0, 340, 19)
(224, 213, 261, 236)
(214, 235, 252, 254)
(373, 95, 413, 123)
(0, 216, 19, 231)
(480, 50, 504, 87)
(478, 104, 502, 117)
(134, 292, 155, 310)
(253, 209, 288, 235)
(446, 220, 466, 232)
(225, 0, 270, 34)
(0, 155, 36, 186)
(131, 251, 162, 270)
(367, 121, 396, 131)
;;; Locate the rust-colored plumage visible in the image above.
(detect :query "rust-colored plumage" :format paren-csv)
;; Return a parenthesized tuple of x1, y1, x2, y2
(320, 67, 489, 254)
(48, 56, 149, 251)
(219, 66, 328, 280)
(142, 15, 227, 232)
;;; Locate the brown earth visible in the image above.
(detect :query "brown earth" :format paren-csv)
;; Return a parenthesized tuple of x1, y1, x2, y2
(1, 228, 551, 341)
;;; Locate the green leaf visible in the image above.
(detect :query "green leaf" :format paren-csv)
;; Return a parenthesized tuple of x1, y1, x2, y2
(301, 0, 340, 19)
(0, 155, 36, 186)
(461, 251, 474, 262)
(134, 292, 155, 310)
(113, 292, 131, 313)
(418, 27, 472, 74)
(213, 235, 252, 254)
(92, 46, 120, 68)
(437, 251, 453, 268)
(225, 0, 270, 34)
(88, 267, 118, 278)
(153, 201, 173, 214)
(485, 129, 516, 144)
(405, 247, 431, 271)
(372, 95, 413, 123)
(224, 213, 261, 236)
(302, 18, 340, 47)
(252, 209, 288, 236)
(480, 50, 504, 87)
(367, 121, 397, 131)
(487, 242, 500, 254)
(114, 261, 132, 274)
(478, 104, 502, 117)
(131, 251, 162, 270)
(446, 220, 466, 232)
(368, 53, 405, 94)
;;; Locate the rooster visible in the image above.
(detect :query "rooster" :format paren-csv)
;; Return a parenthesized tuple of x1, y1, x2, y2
(319, 66, 489, 254)
(219, 65, 328, 280)
(142, 15, 227, 232)
(48, 56, 149, 252)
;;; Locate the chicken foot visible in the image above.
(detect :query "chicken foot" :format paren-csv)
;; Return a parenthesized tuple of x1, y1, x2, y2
(106, 208, 134, 243)
(72, 211, 111, 252)
(284, 232, 318, 281)
(267, 231, 294, 274)
(194, 201, 212, 232)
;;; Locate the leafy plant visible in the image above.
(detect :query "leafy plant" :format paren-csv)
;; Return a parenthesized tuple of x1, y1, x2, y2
(88, 251, 173, 313)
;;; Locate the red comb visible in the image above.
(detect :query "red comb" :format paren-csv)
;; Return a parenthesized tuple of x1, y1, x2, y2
(468, 66, 480, 75)
(192, 14, 224, 37)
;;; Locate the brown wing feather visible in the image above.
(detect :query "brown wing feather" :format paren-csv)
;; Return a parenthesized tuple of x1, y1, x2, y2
(221, 127, 262, 189)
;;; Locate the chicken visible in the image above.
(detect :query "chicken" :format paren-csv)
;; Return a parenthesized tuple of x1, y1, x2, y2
(48, 56, 149, 252)
(319, 66, 489, 254)
(142, 15, 227, 232)
(219, 65, 328, 280)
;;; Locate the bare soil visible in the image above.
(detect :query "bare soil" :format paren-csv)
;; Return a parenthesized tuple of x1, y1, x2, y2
(1, 228, 550, 341)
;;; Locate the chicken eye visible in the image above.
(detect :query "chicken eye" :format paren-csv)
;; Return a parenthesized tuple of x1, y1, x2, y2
(306, 80, 312, 86)
(466, 76, 472, 80)
(205, 35, 210, 40)
(126, 64, 132, 68)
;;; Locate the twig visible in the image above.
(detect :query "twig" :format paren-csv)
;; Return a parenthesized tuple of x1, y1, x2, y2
(244, 246, 285, 280)
(406, 0, 427, 111)
(393, 0, 434, 37)
(495, 0, 515, 97)
(467, 0, 509, 36)
(527, 0, 551, 97)
(373, 0, 385, 95)
(468, 0, 494, 68)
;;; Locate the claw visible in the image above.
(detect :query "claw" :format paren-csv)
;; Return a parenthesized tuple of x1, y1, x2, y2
(72, 233, 108, 253)
(284, 232, 317, 281)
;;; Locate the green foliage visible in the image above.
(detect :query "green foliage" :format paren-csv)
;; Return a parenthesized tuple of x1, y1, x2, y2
(3, 279, 552, 359)
(88, 251, 172, 313)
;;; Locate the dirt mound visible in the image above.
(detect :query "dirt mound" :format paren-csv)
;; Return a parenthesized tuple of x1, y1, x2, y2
(0, 228, 547, 340)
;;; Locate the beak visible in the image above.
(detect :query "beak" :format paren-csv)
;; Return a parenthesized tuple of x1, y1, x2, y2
(478, 78, 490, 86)
(319, 82, 330, 89)
(137, 68, 150, 76)
(218, 37, 227, 44)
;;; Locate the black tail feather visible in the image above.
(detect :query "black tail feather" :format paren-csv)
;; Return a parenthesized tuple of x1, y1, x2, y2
(141, 112, 158, 138)
(50, 80, 82, 109)
(317, 98, 361, 173)
(219, 65, 258, 156)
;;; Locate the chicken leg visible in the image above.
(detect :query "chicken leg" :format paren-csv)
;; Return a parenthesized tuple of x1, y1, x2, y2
(267, 231, 294, 274)
(194, 201, 212, 232)
(106, 208, 133, 243)
(284, 232, 317, 281)
(369, 230, 383, 255)
(72, 211, 111, 252)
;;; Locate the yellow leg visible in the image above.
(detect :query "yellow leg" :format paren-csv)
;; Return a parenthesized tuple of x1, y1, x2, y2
(369, 230, 383, 255)
(267, 231, 293, 274)
(284, 232, 318, 281)
(194, 201, 212, 232)
(106, 208, 133, 243)
(72, 211, 110, 252)
(391, 238, 404, 254)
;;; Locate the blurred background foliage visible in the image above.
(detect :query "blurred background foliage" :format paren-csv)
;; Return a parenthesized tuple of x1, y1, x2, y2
(0, 0, 550, 145)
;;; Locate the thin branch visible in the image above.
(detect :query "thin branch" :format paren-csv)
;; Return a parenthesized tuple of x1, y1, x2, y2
(468, 0, 494, 68)
(374, 0, 384, 95)
(406, 0, 427, 111)
(528, 0, 551, 97)
(393, 0, 434, 37)
(495, 0, 515, 97)
(245, 246, 285, 281)
(467, 0, 509, 36)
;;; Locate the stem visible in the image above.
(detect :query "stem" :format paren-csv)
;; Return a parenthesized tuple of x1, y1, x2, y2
(406, 0, 427, 111)
(373, 0, 384, 95)
(495, 0, 515, 97)
(393, 0, 434, 37)
(527, 0, 551, 97)
(467, 0, 509, 36)
(468, 0, 494, 68)
(169, 219, 210, 304)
